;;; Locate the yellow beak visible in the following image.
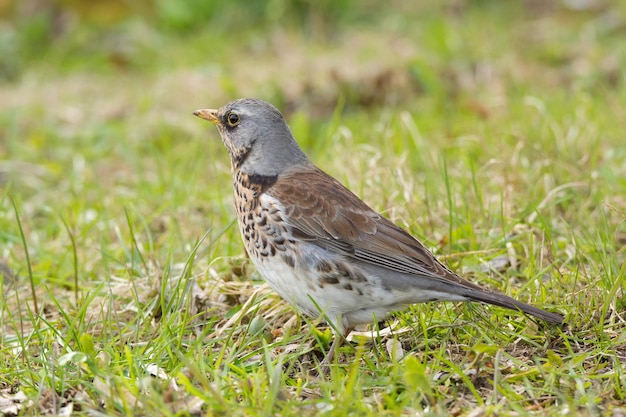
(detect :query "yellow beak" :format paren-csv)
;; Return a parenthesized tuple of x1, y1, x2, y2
(193, 109, 219, 125)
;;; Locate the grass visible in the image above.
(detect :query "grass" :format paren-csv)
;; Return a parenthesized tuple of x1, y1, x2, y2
(1, 1, 625, 415)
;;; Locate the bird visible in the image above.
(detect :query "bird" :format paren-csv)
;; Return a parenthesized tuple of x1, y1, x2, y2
(194, 98, 563, 365)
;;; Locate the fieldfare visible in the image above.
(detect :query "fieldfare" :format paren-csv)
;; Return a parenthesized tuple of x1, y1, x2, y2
(194, 98, 563, 364)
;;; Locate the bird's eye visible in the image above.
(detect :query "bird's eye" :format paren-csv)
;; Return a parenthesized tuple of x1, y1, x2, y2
(226, 111, 241, 127)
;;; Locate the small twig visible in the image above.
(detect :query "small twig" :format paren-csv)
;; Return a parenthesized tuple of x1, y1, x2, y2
(527, 181, 587, 224)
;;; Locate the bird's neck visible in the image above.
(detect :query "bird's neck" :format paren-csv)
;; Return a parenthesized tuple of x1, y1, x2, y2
(234, 135, 309, 177)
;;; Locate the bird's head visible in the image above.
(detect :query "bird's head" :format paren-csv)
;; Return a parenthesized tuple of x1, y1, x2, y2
(194, 98, 308, 175)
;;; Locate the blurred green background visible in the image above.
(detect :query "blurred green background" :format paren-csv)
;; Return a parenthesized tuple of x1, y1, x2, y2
(4, 0, 624, 106)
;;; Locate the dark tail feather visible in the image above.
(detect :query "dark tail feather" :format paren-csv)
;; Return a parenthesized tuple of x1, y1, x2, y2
(465, 289, 564, 325)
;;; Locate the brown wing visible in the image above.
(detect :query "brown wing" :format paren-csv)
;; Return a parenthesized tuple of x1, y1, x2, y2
(267, 164, 484, 291)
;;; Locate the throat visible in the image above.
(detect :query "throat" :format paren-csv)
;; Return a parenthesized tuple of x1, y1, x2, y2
(230, 145, 252, 169)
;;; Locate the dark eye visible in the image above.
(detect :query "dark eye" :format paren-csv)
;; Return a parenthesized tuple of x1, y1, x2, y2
(227, 111, 241, 127)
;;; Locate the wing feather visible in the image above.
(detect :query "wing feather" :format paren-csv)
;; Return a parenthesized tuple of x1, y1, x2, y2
(267, 164, 482, 290)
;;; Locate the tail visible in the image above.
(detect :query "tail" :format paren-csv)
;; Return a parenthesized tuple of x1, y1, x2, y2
(464, 289, 564, 325)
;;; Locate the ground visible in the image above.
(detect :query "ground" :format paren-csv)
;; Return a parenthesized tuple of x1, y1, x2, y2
(1, 1, 625, 415)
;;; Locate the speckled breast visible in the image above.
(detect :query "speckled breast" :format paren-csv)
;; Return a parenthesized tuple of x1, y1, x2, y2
(232, 171, 293, 261)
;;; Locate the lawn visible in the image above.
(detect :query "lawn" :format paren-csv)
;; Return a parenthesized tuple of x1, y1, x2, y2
(1, 1, 625, 415)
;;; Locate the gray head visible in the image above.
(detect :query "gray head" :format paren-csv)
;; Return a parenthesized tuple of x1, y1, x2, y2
(194, 98, 309, 176)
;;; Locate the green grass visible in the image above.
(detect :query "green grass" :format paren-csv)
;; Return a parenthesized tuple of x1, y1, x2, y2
(1, 1, 625, 415)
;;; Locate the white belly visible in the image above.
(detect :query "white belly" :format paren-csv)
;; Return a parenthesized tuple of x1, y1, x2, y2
(247, 243, 399, 331)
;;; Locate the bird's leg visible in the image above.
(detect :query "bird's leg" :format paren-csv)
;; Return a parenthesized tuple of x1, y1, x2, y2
(320, 327, 353, 370)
